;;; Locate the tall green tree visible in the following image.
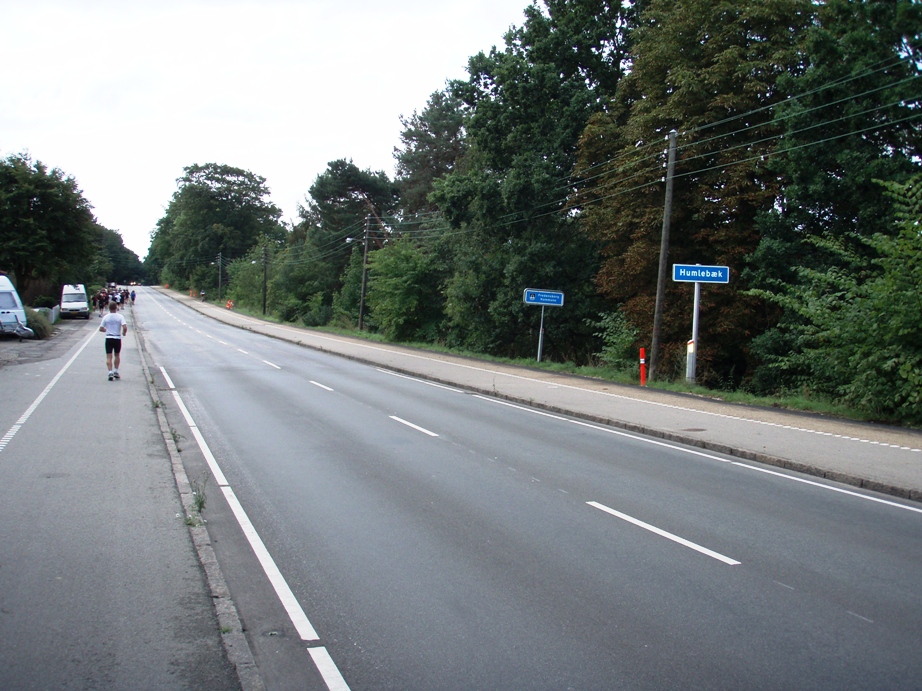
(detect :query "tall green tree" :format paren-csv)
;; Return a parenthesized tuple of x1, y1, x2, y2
(294, 159, 399, 317)
(0, 154, 97, 292)
(394, 89, 468, 215)
(366, 230, 455, 342)
(148, 163, 283, 289)
(432, 0, 638, 359)
(574, 0, 813, 384)
(97, 226, 143, 285)
(745, 0, 922, 392)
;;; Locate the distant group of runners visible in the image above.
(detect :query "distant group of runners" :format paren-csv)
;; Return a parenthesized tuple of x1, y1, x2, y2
(93, 287, 135, 316)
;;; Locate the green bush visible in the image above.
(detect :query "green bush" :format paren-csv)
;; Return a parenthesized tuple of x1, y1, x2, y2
(748, 176, 922, 424)
(25, 308, 53, 339)
(588, 311, 638, 370)
(32, 295, 58, 309)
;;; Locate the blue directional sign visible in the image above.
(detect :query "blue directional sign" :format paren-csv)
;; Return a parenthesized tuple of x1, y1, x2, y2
(523, 289, 564, 306)
(672, 264, 730, 284)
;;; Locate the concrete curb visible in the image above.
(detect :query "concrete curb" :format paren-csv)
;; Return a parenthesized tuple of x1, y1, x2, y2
(132, 308, 265, 691)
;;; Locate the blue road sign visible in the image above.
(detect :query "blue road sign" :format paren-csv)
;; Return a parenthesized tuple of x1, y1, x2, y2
(523, 289, 564, 306)
(672, 264, 730, 283)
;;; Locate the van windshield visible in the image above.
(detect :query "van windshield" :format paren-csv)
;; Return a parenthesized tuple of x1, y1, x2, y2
(0, 292, 19, 309)
(63, 294, 85, 302)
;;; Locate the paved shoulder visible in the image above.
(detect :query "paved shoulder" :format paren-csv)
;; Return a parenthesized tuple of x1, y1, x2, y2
(0, 309, 241, 689)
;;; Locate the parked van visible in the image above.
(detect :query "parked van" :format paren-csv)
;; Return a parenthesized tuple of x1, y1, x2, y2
(60, 283, 90, 319)
(0, 274, 34, 338)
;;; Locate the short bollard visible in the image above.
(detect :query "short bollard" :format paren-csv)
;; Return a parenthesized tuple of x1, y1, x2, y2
(640, 347, 647, 386)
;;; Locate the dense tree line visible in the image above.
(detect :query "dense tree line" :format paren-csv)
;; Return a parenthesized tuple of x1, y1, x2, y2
(0, 153, 143, 301)
(144, 0, 922, 423)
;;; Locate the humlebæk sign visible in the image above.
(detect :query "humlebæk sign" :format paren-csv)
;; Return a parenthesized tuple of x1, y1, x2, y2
(672, 264, 730, 284)
(523, 289, 564, 306)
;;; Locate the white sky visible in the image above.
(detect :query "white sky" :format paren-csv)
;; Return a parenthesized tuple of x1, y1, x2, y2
(1, 0, 529, 259)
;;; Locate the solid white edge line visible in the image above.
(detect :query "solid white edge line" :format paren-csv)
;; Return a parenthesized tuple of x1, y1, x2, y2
(308, 647, 351, 691)
(189, 427, 231, 487)
(170, 390, 230, 486)
(568, 418, 733, 463)
(170, 389, 197, 427)
(730, 462, 922, 515)
(474, 395, 569, 421)
(263, 360, 281, 369)
(1, 328, 96, 454)
(390, 416, 439, 437)
(310, 381, 334, 391)
(165, 381, 324, 649)
(588, 501, 741, 566)
(221, 487, 320, 642)
(378, 368, 464, 393)
(480, 397, 922, 516)
(159, 366, 176, 390)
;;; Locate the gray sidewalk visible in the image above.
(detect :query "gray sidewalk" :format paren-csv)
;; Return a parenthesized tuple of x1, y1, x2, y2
(0, 309, 242, 689)
(158, 287, 922, 502)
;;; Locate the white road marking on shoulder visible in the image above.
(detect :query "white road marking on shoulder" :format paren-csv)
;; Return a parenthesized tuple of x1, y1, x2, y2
(159, 366, 176, 390)
(378, 368, 464, 393)
(1, 329, 95, 454)
(846, 611, 874, 624)
(307, 647, 351, 690)
(478, 397, 922, 515)
(390, 416, 439, 437)
(588, 501, 741, 566)
(163, 374, 323, 644)
(222, 486, 320, 641)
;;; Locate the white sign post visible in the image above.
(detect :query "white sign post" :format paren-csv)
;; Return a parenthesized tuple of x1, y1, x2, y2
(672, 265, 729, 384)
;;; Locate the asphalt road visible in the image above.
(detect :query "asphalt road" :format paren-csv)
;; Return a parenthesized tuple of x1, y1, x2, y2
(137, 287, 922, 690)
(0, 307, 240, 690)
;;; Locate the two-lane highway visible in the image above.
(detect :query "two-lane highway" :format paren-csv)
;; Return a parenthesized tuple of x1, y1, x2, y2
(137, 287, 922, 689)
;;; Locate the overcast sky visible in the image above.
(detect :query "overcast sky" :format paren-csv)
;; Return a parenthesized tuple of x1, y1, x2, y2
(1, 0, 529, 259)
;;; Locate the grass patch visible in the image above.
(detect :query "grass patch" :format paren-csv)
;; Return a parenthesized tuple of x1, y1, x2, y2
(189, 473, 207, 514)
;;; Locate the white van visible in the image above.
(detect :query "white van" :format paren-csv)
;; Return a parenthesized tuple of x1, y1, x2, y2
(60, 283, 90, 319)
(0, 274, 34, 338)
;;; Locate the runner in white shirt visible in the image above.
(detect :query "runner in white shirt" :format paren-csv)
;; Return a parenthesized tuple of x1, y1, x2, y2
(99, 302, 127, 381)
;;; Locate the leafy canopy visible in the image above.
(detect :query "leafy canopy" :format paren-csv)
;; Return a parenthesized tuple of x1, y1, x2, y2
(0, 154, 98, 291)
(148, 163, 283, 289)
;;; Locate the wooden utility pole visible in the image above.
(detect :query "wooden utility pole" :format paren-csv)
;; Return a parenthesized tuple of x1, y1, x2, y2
(216, 251, 223, 303)
(261, 245, 268, 315)
(649, 129, 677, 382)
(358, 215, 371, 330)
